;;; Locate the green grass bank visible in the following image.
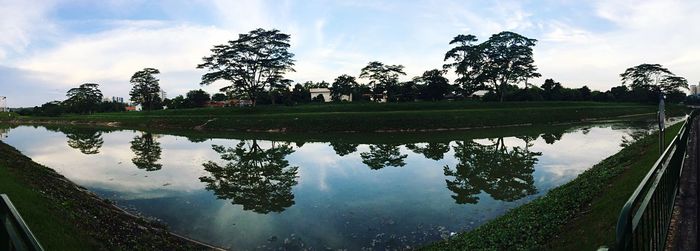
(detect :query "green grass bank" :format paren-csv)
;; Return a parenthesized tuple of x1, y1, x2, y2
(0, 141, 214, 250)
(9, 102, 682, 133)
(422, 121, 684, 250)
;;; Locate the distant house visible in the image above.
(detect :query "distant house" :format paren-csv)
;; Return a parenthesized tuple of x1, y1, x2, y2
(126, 104, 142, 111)
(206, 99, 253, 108)
(309, 88, 352, 102)
(207, 101, 227, 108)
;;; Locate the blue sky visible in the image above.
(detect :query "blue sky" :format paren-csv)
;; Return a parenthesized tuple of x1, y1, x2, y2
(1, 0, 699, 107)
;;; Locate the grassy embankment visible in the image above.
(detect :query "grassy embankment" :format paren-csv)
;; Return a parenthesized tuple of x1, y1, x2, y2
(0, 141, 211, 250)
(10, 101, 677, 133)
(422, 121, 684, 250)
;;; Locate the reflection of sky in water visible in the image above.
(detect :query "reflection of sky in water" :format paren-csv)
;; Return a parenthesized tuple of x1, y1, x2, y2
(1, 124, 647, 250)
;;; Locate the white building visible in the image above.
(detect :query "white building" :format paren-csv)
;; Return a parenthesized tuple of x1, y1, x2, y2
(691, 84, 699, 96)
(0, 96, 7, 112)
(309, 88, 351, 102)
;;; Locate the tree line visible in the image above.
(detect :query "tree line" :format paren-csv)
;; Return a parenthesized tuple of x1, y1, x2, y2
(19, 28, 691, 116)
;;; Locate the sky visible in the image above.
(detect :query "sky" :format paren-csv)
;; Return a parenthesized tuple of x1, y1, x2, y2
(1, 0, 699, 107)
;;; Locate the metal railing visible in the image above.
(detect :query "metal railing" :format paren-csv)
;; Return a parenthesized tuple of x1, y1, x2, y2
(1, 194, 44, 251)
(614, 112, 694, 250)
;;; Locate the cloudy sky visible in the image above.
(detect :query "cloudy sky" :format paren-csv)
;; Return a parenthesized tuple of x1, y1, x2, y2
(1, 0, 698, 107)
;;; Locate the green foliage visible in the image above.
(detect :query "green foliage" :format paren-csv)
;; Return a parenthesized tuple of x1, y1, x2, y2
(330, 74, 357, 101)
(620, 64, 688, 95)
(360, 144, 407, 170)
(212, 93, 227, 101)
(64, 83, 103, 114)
(129, 67, 162, 111)
(415, 69, 453, 101)
(444, 32, 540, 101)
(186, 89, 211, 107)
(197, 28, 295, 106)
(359, 61, 406, 101)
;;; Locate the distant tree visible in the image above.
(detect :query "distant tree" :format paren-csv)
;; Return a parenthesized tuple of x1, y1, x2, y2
(397, 80, 419, 102)
(579, 86, 592, 100)
(291, 83, 311, 104)
(186, 89, 211, 107)
(609, 85, 629, 100)
(444, 32, 539, 102)
(416, 69, 452, 101)
(64, 128, 104, 154)
(65, 83, 103, 114)
(443, 34, 488, 96)
(540, 79, 564, 100)
(620, 64, 688, 95)
(330, 74, 357, 101)
(197, 28, 295, 106)
(129, 68, 162, 111)
(359, 61, 406, 102)
(329, 142, 359, 156)
(312, 94, 325, 102)
(405, 142, 450, 160)
(483, 32, 540, 101)
(212, 93, 227, 101)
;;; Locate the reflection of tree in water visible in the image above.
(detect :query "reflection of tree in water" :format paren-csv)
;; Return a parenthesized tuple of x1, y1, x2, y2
(540, 131, 564, 144)
(130, 133, 163, 171)
(405, 142, 450, 160)
(329, 142, 359, 156)
(64, 129, 105, 154)
(621, 129, 650, 147)
(186, 136, 209, 143)
(200, 140, 299, 214)
(360, 144, 408, 170)
(444, 138, 540, 204)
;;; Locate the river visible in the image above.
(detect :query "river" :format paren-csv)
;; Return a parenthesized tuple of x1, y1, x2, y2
(0, 120, 667, 250)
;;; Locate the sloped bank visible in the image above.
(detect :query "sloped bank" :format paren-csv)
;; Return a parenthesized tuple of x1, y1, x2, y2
(421, 122, 683, 250)
(0, 141, 220, 250)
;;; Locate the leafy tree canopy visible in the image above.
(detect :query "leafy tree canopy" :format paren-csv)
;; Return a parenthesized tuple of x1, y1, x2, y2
(129, 68, 162, 111)
(197, 28, 295, 106)
(65, 83, 103, 114)
(620, 63, 688, 94)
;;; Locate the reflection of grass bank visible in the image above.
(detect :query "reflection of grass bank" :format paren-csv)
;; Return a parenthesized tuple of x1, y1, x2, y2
(0, 141, 214, 250)
(422, 122, 683, 250)
(8, 102, 686, 133)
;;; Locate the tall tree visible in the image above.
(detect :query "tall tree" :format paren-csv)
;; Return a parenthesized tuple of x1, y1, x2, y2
(65, 83, 103, 114)
(360, 144, 408, 170)
(482, 32, 540, 101)
(330, 74, 357, 101)
(359, 61, 406, 102)
(444, 32, 540, 101)
(197, 28, 295, 106)
(129, 68, 162, 111)
(443, 34, 488, 96)
(620, 64, 688, 95)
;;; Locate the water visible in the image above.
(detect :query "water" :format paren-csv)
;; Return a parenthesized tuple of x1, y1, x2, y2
(0, 121, 665, 250)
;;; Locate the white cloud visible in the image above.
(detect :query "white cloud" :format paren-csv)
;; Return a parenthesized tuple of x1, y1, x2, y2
(0, 0, 57, 61)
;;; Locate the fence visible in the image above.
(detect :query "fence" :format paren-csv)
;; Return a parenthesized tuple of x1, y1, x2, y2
(614, 112, 694, 250)
(0, 194, 44, 251)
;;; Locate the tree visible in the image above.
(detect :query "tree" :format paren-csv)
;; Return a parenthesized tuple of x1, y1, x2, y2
(197, 28, 295, 106)
(329, 142, 359, 156)
(130, 133, 162, 171)
(483, 32, 540, 101)
(291, 83, 311, 104)
(620, 64, 688, 95)
(443, 34, 488, 96)
(330, 74, 357, 101)
(200, 141, 298, 214)
(186, 89, 211, 107)
(129, 68, 162, 111)
(405, 142, 450, 160)
(416, 69, 452, 101)
(444, 32, 540, 101)
(359, 61, 406, 102)
(212, 93, 227, 101)
(65, 83, 103, 114)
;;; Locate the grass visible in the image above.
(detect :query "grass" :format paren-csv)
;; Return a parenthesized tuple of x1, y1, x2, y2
(0, 150, 95, 250)
(12, 101, 685, 133)
(545, 125, 682, 250)
(421, 121, 684, 250)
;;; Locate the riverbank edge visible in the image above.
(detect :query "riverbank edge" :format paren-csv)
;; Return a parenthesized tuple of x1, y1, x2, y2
(421, 121, 683, 250)
(3, 109, 664, 134)
(0, 141, 221, 250)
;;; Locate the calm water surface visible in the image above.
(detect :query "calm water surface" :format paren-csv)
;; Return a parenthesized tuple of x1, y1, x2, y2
(0, 121, 667, 250)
